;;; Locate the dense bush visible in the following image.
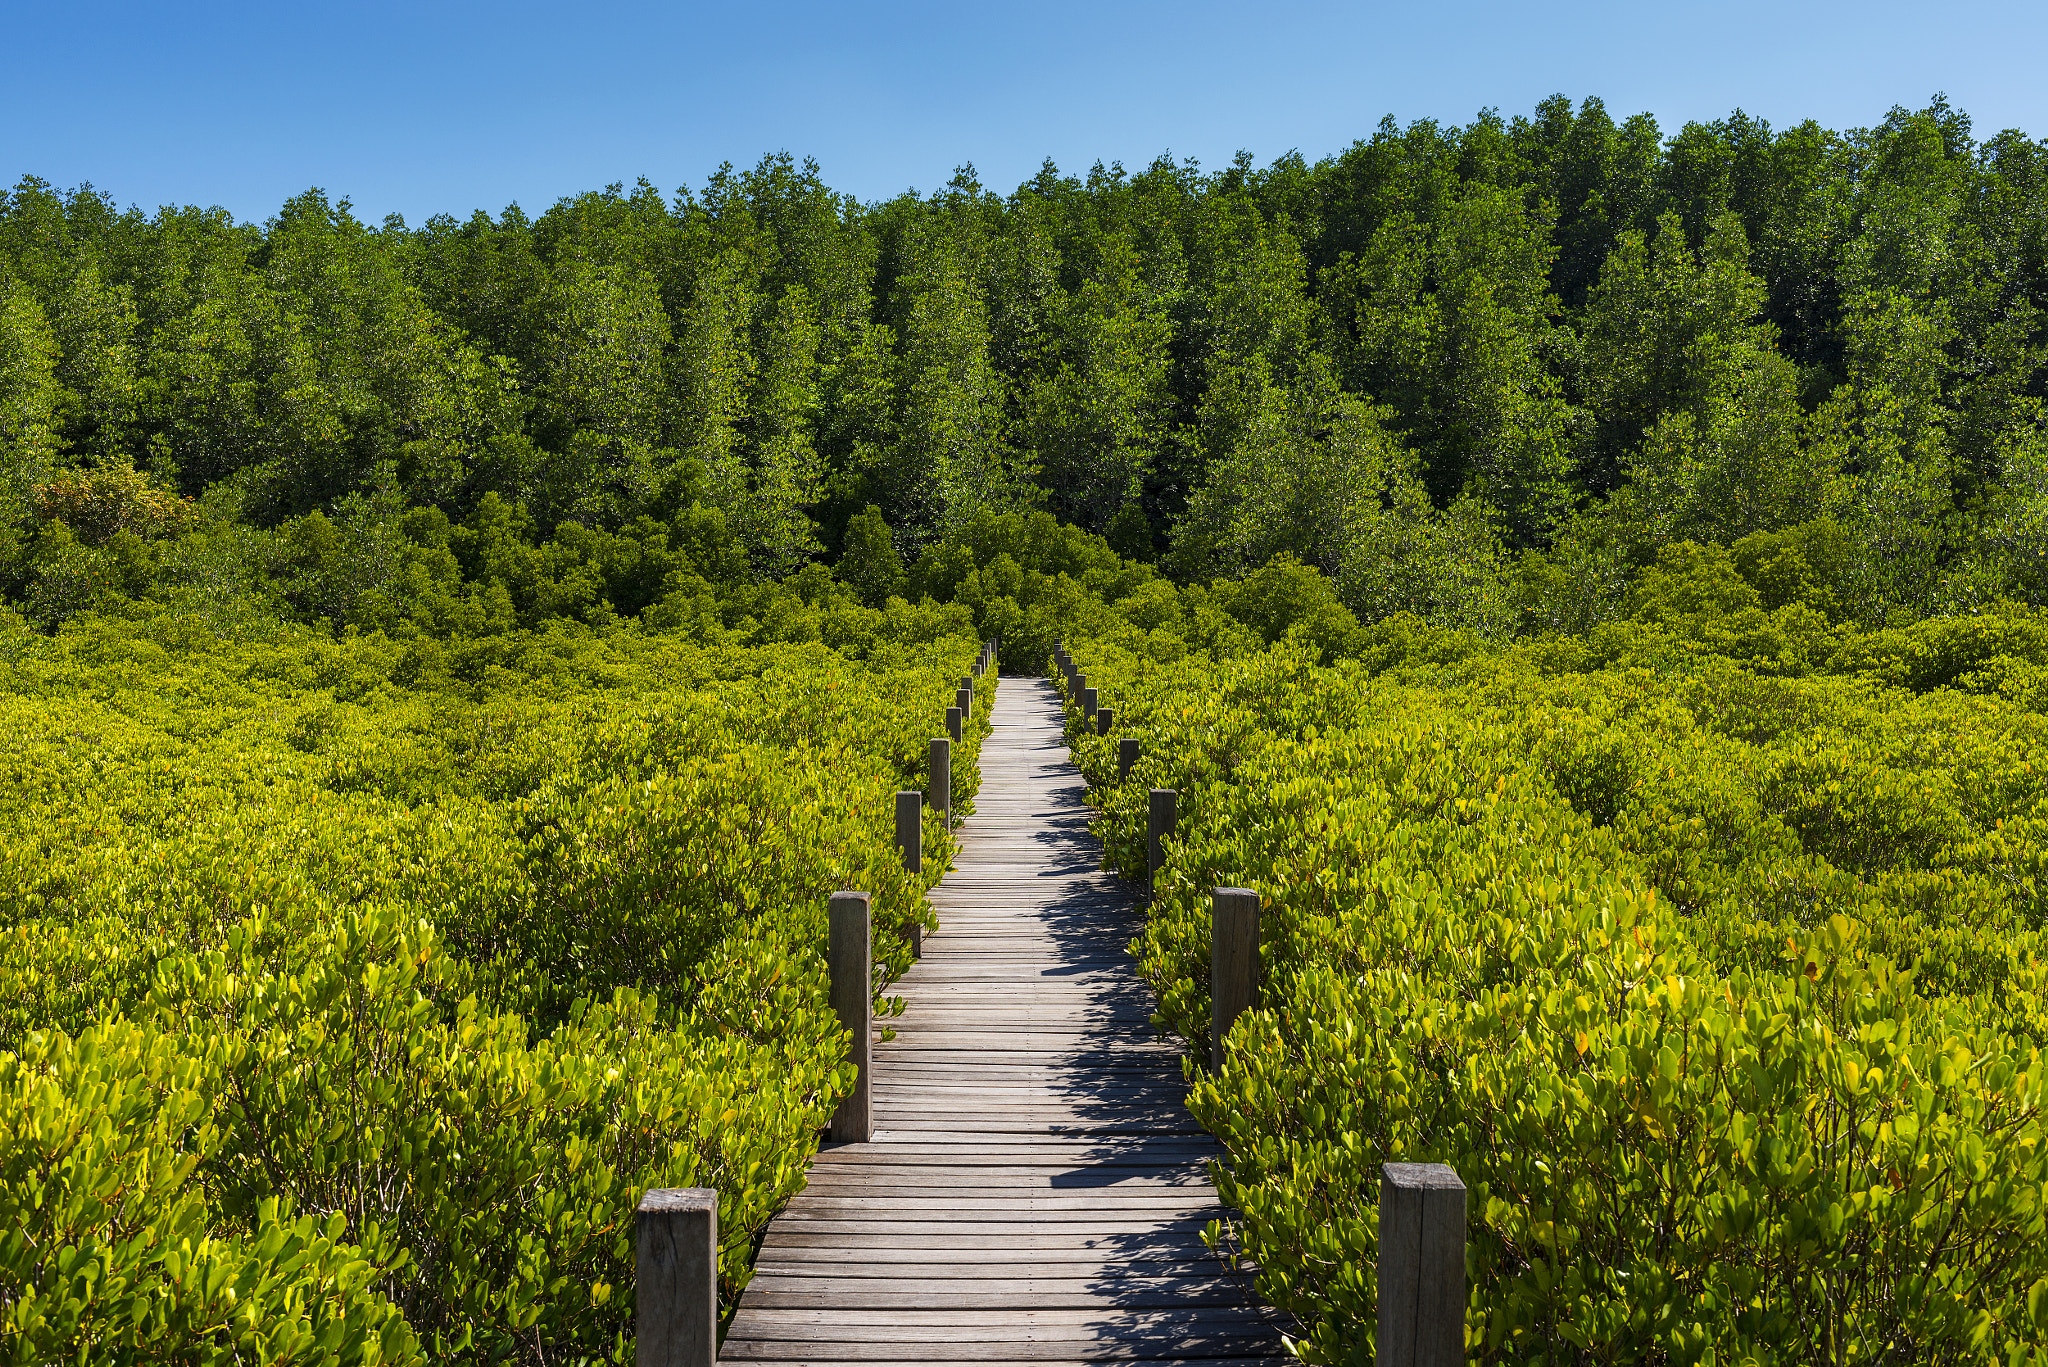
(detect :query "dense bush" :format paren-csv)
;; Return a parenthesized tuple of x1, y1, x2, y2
(0, 611, 991, 1363)
(1060, 628, 2048, 1365)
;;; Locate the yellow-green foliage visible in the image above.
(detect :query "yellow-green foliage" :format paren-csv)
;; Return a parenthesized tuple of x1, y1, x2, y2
(0, 613, 991, 1363)
(1063, 638, 2048, 1365)
(0, 1018, 422, 1362)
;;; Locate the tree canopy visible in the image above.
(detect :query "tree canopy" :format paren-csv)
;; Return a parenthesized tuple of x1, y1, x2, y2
(6, 93, 2048, 634)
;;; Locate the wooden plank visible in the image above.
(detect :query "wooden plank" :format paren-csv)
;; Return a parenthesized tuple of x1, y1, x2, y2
(858, 1121, 1212, 1136)
(755, 1251, 1229, 1270)
(723, 1327, 1284, 1350)
(781, 1194, 1224, 1215)
(809, 1151, 1218, 1166)
(760, 1227, 1224, 1248)
(737, 1278, 1254, 1307)
(787, 1170, 1216, 1190)
(718, 1358, 1294, 1367)
(859, 1064, 1185, 1079)
(870, 1094, 1188, 1106)
(730, 1310, 1279, 1332)
(756, 1243, 1227, 1263)
(797, 1170, 1208, 1188)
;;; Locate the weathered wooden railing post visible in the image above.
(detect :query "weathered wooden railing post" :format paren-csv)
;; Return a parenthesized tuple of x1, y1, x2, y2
(956, 683, 973, 719)
(636, 1187, 718, 1367)
(1079, 686, 1097, 727)
(1210, 887, 1260, 1069)
(1118, 738, 1141, 783)
(1147, 788, 1176, 885)
(827, 891, 873, 1143)
(1377, 1163, 1467, 1367)
(895, 791, 923, 957)
(1096, 706, 1114, 736)
(929, 737, 952, 825)
(947, 705, 963, 743)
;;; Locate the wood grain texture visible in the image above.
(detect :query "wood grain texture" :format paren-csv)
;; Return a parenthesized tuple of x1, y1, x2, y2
(721, 678, 1286, 1363)
(1375, 1163, 1467, 1367)
(827, 893, 874, 1144)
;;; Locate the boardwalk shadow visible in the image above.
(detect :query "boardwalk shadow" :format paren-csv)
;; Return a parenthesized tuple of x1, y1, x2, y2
(982, 681, 1289, 1355)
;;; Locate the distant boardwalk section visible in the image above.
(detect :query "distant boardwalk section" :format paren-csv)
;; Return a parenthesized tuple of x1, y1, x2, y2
(721, 675, 1287, 1363)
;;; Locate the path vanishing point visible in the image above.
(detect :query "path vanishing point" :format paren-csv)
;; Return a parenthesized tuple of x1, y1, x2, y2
(720, 675, 1288, 1364)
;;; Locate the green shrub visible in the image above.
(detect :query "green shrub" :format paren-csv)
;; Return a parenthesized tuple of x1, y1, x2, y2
(1066, 637, 2048, 1364)
(0, 616, 993, 1361)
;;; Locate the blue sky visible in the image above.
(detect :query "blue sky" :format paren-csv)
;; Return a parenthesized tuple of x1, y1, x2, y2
(6, 0, 2045, 224)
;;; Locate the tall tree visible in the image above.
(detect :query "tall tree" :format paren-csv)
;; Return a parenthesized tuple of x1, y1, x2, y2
(1580, 211, 1820, 544)
(535, 253, 673, 526)
(1322, 183, 1575, 543)
(1022, 229, 1175, 535)
(743, 285, 826, 575)
(0, 276, 61, 496)
(886, 177, 1021, 542)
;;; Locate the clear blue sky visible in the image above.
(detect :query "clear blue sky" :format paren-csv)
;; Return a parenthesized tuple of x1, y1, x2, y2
(6, 0, 2045, 225)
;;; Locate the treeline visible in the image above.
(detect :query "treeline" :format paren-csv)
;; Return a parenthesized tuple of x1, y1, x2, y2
(4, 92, 2048, 637)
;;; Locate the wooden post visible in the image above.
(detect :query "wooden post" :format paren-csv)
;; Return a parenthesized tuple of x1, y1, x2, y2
(895, 790, 922, 874)
(1377, 1163, 1467, 1367)
(929, 738, 951, 825)
(895, 790, 923, 957)
(1096, 706, 1114, 736)
(1147, 788, 1176, 884)
(1118, 738, 1141, 783)
(827, 891, 872, 1143)
(1210, 887, 1260, 1069)
(636, 1187, 718, 1367)
(946, 705, 962, 744)
(1080, 687, 1097, 725)
(956, 685, 972, 719)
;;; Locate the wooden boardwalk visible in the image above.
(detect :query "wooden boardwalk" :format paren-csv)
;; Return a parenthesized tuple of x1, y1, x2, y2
(721, 676, 1286, 1365)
